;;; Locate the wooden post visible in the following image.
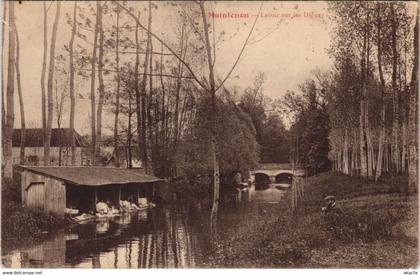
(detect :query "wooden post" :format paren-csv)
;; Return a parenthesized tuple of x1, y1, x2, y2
(118, 186, 121, 203)
(94, 187, 98, 204)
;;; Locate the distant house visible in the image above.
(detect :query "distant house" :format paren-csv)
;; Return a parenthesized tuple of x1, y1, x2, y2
(12, 128, 89, 166)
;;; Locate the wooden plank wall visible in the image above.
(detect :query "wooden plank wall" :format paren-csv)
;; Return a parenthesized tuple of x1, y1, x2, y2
(21, 170, 66, 218)
(26, 182, 45, 211)
(44, 177, 66, 218)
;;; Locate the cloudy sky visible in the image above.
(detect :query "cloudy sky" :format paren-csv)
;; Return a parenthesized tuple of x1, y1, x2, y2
(3, 1, 334, 134)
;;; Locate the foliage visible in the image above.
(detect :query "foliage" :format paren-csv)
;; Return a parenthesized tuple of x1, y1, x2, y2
(239, 73, 290, 163)
(259, 113, 290, 163)
(325, 1, 416, 179)
(285, 80, 331, 174)
(159, 175, 211, 202)
(180, 96, 259, 183)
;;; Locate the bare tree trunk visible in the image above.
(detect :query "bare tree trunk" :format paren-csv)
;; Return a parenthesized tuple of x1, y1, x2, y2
(148, 37, 154, 174)
(375, 3, 385, 181)
(128, 94, 133, 168)
(359, 109, 367, 179)
(2, 2, 6, 164)
(391, 4, 400, 174)
(365, 24, 374, 179)
(159, 43, 167, 174)
(135, 11, 142, 170)
(351, 129, 357, 176)
(15, 23, 25, 164)
(169, 24, 187, 177)
(401, 122, 407, 173)
(113, 4, 121, 167)
(41, 1, 47, 164)
(359, 36, 367, 178)
(54, 79, 65, 166)
(69, 1, 77, 165)
(44, 1, 61, 165)
(173, 25, 185, 154)
(408, 11, 418, 193)
(200, 2, 220, 224)
(96, 2, 104, 162)
(140, 2, 152, 174)
(3, 1, 15, 181)
(90, 2, 100, 166)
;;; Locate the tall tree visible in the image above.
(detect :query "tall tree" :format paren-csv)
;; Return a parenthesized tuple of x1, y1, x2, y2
(390, 3, 400, 173)
(139, 2, 152, 174)
(41, 1, 47, 164)
(374, 2, 386, 181)
(44, 1, 61, 165)
(96, 1, 105, 161)
(3, 1, 15, 181)
(199, 1, 220, 224)
(2, 3, 6, 160)
(69, 1, 77, 165)
(90, 1, 100, 166)
(408, 11, 418, 193)
(15, 21, 25, 164)
(54, 76, 68, 166)
(113, 3, 121, 166)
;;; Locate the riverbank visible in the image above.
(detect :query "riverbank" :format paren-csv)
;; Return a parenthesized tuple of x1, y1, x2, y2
(1, 180, 66, 252)
(207, 172, 418, 268)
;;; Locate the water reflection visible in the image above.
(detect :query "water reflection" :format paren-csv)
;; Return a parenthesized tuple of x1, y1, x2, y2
(3, 207, 209, 268)
(2, 185, 286, 268)
(251, 184, 286, 203)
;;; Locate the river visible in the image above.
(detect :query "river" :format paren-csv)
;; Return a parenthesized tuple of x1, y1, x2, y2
(2, 184, 288, 268)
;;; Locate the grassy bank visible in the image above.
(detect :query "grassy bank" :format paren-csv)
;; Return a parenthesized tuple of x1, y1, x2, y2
(207, 172, 418, 268)
(2, 178, 66, 252)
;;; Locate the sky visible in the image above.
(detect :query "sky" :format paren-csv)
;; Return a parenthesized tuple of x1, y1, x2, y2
(3, 1, 334, 135)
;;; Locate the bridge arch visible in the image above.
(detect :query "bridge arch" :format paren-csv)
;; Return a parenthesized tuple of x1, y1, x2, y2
(254, 172, 271, 184)
(274, 172, 293, 184)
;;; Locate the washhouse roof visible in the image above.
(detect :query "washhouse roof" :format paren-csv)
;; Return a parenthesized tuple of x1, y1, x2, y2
(20, 166, 162, 186)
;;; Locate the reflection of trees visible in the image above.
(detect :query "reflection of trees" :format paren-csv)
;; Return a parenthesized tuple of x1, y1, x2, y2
(15, 206, 210, 268)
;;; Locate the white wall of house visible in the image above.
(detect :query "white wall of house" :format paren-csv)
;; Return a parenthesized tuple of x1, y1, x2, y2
(12, 147, 87, 166)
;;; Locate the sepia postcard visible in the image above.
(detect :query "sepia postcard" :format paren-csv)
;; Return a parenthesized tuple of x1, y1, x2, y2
(0, 0, 418, 271)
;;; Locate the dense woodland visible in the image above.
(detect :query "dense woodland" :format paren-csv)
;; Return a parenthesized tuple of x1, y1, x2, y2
(282, 2, 418, 193)
(2, 1, 418, 198)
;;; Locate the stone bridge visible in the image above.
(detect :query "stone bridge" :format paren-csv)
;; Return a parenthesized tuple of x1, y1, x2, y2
(250, 163, 305, 184)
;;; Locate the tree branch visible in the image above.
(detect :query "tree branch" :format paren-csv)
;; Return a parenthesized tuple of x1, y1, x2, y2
(116, 2, 208, 92)
(214, 2, 263, 93)
(75, 66, 195, 79)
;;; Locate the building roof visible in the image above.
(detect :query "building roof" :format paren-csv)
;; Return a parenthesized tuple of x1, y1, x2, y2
(13, 128, 87, 147)
(21, 166, 162, 186)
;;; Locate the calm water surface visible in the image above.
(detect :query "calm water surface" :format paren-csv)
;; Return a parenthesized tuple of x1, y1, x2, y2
(2, 184, 286, 268)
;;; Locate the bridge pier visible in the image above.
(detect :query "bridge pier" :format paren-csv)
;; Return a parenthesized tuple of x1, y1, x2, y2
(269, 175, 276, 184)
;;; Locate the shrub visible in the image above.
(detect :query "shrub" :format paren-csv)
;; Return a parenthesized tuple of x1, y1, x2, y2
(160, 175, 211, 202)
(2, 201, 65, 241)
